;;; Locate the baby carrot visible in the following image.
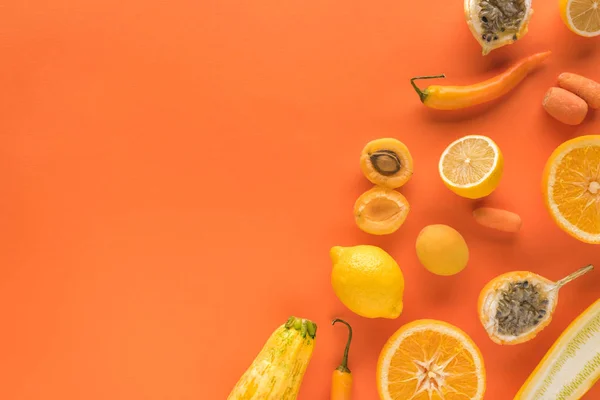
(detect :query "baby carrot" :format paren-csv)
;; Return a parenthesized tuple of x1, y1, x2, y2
(473, 207, 522, 233)
(410, 51, 551, 110)
(543, 87, 588, 125)
(331, 319, 353, 400)
(558, 73, 600, 109)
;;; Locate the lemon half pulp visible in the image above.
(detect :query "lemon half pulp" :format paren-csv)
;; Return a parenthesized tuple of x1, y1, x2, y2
(560, 0, 600, 37)
(439, 135, 504, 199)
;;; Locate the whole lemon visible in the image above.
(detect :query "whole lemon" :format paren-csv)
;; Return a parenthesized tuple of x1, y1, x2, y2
(416, 224, 469, 276)
(330, 245, 404, 319)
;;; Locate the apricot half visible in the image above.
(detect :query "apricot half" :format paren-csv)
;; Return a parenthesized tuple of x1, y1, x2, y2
(360, 138, 413, 189)
(354, 187, 410, 235)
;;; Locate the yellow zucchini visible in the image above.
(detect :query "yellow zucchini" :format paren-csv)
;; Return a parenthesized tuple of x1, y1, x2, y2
(515, 298, 600, 399)
(228, 316, 317, 400)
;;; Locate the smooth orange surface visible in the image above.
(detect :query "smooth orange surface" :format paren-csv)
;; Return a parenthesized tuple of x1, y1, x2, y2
(0, 1, 599, 399)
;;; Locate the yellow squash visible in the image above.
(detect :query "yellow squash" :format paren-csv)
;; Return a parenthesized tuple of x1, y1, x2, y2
(515, 298, 600, 399)
(228, 316, 317, 400)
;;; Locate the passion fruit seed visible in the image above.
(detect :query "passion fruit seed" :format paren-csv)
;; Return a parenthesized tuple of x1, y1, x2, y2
(479, 0, 526, 40)
(369, 150, 401, 176)
(495, 280, 549, 336)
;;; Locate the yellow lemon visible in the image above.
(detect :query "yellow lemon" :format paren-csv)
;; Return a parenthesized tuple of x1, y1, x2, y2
(560, 0, 600, 37)
(439, 135, 504, 199)
(330, 245, 404, 319)
(416, 224, 469, 276)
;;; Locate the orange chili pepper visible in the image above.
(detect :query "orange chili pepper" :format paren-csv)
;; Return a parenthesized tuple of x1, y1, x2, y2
(410, 51, 551, 110)
(331, 319, 353, 400)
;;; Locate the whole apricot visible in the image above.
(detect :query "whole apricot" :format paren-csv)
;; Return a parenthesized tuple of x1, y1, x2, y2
(415, 225, 469, 276)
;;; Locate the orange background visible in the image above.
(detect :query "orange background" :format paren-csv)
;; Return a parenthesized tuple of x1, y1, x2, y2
(1, 0, 599, 399)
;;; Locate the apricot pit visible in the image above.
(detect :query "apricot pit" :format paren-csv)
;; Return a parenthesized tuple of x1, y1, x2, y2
(360, 138, 413, 188)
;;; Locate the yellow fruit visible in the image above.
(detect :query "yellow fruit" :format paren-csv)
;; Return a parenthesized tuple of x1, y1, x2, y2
(360, 138, 414, 189)
(377, 319, 486, 400)
(515, 298, 600, 399)
(542, 135, 600, 244)
(439, 135, 504, 199)
(560, 0, 600, 37)
(464, 0, 533, 55)
(330, 245, 404, 319)
(416, 224, 469, 276)
(354, 186, 410, 235)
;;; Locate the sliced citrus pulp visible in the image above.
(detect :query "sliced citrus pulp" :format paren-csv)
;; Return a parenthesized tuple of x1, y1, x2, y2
(542, 135, 600, 244)
(377, 319, 485, 400)
(560, 0, 600, 37)
(439, 135, 503, 199)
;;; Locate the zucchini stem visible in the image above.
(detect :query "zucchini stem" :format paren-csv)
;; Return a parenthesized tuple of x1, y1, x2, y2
(285, 316, 317, 339)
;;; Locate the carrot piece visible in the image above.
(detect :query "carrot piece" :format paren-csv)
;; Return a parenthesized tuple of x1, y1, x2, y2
(473, 207, 522, 233)
(542, 87, 588, 126)
(558, 73, 600, 109)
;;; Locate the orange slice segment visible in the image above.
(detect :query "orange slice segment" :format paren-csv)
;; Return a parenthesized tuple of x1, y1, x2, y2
(543, 135, 600, 244)
(377, 320, 485, 400)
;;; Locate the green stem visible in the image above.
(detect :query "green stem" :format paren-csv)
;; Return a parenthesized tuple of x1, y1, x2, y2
(556, 264, 594, 288)
(285, 316, 317, 339)
(332, 319, 352, 373)
(410, 74, 445, 103)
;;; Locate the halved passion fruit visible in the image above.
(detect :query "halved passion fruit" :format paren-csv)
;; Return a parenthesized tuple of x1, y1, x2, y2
(354, 187, 410, 235)
(465, 0, 533, 55)
(360, 138, 413, 189)
(478, 265, 593, 345)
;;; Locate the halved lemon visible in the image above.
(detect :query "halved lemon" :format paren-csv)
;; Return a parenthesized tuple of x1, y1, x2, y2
(377, 319, 486, 400)
(542, 135, 600, 244)
(560, 0, 600, 37)
(439, 135, 504, 199)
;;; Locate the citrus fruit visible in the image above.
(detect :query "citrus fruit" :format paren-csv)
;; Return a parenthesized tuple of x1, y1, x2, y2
(377, 319, 486, 400)
(416, 225, 469, 276)
(354, 187, 410, 235)
(560, 0, 600, 37)
(439, 135, 504, 199)
(360, 138, 414, 189)
(542, 135, 600, 244)
(464, 0, 533, 55)
(330, 245, 404, 319)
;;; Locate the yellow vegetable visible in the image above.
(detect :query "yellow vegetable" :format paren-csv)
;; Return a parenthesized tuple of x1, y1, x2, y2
(228, 316, 317, 400)
(515, 298, 600, 399)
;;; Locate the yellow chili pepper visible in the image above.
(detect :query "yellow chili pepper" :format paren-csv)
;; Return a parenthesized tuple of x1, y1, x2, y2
(410, 51, 551, 110)
(331, 319, 353, 400)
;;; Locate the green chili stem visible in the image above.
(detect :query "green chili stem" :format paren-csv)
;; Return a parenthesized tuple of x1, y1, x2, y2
(332, 318, 352, 374)
(410, 74, 445, 103)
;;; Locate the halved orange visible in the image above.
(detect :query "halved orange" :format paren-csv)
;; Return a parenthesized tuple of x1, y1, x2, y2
(542, 135, 600, 244)
(377, 319, 485, 400)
